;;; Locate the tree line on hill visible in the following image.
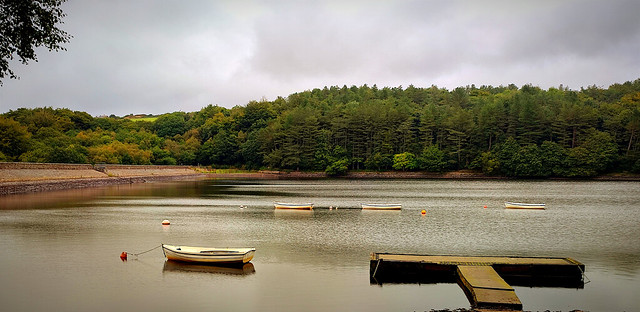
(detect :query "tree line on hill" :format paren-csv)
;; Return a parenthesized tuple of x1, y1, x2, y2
(2, 79, 640, 178)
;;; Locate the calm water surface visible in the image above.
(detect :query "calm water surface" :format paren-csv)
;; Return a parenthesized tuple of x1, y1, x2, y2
(0, 179, 638, 311)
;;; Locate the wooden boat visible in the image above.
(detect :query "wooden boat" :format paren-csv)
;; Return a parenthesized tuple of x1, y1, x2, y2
(504, 202, 546, 210)
(361, 203, 402, 210)
(274, 202, 313, 210)
(162, 244, 255, 264)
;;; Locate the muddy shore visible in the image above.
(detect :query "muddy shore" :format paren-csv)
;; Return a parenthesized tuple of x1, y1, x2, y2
(1, 162, 638, 196)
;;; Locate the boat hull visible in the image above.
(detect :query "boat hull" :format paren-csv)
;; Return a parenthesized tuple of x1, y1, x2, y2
(162, 244, 255, 264)
(274, 202, 313, 210)
(361, 203, 402, 210)
(504, 202, 546, 210)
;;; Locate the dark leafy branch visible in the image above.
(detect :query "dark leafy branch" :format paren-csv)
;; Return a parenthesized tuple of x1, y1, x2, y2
(0, 0, 71, 84)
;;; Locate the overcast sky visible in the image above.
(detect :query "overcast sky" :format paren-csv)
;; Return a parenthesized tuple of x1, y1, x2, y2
(1, 0, 639, 116)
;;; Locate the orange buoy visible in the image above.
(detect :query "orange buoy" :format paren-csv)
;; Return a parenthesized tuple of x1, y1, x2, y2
(483, 205, 487, 209)
(421, 210, 426, 215)
(162, 220, 170, 225)
(120, 252, 127, 261)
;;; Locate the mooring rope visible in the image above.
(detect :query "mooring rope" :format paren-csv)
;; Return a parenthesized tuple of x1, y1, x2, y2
(372, 258, 382, 279)
(128, 245, 162, 258)
(577, 265, 591, 284)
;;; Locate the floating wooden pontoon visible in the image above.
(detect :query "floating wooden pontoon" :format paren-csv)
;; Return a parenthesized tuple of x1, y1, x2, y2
(370, 253, 584, 310)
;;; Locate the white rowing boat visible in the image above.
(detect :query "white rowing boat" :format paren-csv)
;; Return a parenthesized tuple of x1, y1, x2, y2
(274, 202, 313, 210)
(361, 203, 402, 210)
(504, 202, 546, 210)
(162, 244, 255, 264)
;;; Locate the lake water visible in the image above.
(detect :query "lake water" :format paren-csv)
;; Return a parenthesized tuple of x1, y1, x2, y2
(0, 179, 638, 311)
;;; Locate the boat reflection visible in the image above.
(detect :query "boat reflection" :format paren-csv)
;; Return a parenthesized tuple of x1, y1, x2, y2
(360, 209, 401, 215)
(273, 209, 314, 218)
(162, 260, 256, 276)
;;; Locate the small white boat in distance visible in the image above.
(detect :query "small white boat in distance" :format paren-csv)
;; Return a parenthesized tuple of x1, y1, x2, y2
(274, 202, 313, 210)
(504, 202, 546, 210)
(162, 244, 255, 264)
(361, 203, 402, 210)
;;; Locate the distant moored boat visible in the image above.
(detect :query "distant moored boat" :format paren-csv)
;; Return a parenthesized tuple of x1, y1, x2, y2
(504, 202, 546, 210)
(274, 202, 314, 210)
(361, 203, 402, 210)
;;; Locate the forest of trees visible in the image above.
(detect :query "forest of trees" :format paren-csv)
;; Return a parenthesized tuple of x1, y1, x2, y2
(2, 79, 640, 178)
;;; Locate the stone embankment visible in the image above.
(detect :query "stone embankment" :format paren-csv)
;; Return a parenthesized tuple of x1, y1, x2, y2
(0, 162, 204, 195)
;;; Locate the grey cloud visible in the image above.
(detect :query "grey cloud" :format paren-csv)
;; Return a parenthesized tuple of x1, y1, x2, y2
(248, 1, 461, 84)
(1, 0, 638, 116)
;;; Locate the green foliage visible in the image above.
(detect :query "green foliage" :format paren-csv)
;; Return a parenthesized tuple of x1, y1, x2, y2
(512, 144, 544, 177)
(153, 112, 188, 138)
(632, 158, 640, 173)
(539, 141, 567, 177)
(151, 147, 177, 165)
(3, 79, 640, 177)
(419, 145, 447, 172)
(478, 151, 500, 175)
(494, 137, 520, 176)
(88, 141, 151, 165)
(0, 116, 31, 160)
(364, 152, 393, 170)
(393, 152, 417, 171)
(197, 130, 239, 166)
(325, 159, 349, 176)
(49, 144, 88, 164)
(562, 129, 618, 177)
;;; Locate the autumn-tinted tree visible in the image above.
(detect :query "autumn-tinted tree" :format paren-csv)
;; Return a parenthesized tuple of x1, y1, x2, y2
(0, 115, 31, 160)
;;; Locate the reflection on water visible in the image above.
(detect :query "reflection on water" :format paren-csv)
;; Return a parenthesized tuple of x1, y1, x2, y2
(273, 209, 314, 218)
(163, 261, 256, 275)
(0, 179, 638, 311)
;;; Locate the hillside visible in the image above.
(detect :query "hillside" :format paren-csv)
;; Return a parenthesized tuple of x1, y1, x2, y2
(2, 79, 640, 178)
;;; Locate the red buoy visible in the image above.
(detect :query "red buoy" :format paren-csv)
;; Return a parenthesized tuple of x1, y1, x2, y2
(120, 252, 128, 261)
(484, 205, 487, 209)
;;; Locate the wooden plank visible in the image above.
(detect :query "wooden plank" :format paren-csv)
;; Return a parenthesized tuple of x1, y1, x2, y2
(457, 265, 513, 290)
(457, 265, 522, 310)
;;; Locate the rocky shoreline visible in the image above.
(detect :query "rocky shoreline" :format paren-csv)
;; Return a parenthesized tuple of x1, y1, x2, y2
(0, 174, 206, 196)
(1, 162, 639, 196)
(0, 162, 206, 195)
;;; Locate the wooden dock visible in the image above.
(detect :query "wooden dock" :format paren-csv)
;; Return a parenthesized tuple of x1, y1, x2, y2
(370, 253, 585, 310)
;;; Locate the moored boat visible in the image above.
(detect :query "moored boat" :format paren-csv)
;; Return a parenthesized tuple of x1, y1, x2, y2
(361, 203, 402, 210)
(162, 244, 255, 264)
(504, 202, 546, 210)
(274, 202, 313, 210)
